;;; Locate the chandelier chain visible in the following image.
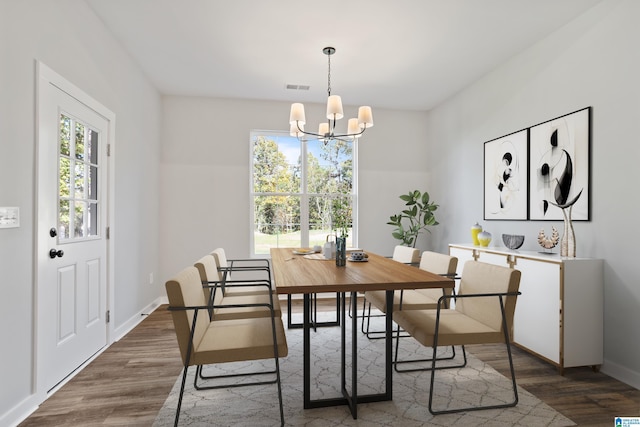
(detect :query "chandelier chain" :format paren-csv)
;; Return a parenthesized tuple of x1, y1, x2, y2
(327, 52, 332, 97)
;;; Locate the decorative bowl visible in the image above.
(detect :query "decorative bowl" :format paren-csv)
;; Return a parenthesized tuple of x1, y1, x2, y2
(502, 234, 525, 250)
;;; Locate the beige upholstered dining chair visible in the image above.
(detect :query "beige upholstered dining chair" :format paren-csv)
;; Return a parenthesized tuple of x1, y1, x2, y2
(165, 265, 287, 426)
(211, 247, 273, 296)
(393, 260, 521, 415)
(361, 249, 455, 339)
(194, 253, 282, 320)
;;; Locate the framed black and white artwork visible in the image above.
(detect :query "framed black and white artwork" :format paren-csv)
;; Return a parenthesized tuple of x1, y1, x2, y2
(529, 107, 591, 221)
(484, 129, 529, 220)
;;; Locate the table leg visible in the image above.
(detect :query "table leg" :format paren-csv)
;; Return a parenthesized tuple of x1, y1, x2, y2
(303, 293, 311, 408)
(339, 292, 358, 418)
(301, 291, 392, 418)
(385, 290, 393, 399)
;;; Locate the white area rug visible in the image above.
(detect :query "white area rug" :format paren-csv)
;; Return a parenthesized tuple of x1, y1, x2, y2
(154, 313, 575, 426)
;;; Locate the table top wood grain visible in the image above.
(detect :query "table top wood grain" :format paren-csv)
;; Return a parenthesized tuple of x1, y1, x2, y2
(270, 248, 454, 294)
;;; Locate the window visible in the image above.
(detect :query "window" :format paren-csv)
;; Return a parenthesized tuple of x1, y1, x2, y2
(250, 131, 357, 256)
(58, 113, 100, 240)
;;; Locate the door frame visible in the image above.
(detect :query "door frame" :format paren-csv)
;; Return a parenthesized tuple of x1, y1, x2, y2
(34, 61, 116, 397)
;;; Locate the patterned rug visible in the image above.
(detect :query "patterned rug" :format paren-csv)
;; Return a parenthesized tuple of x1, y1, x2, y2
(154, 313, 575, 426)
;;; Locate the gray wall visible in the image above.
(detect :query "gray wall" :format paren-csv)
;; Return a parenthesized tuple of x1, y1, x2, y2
(0, 1, 162, 424)
(425, 0, 640, 387)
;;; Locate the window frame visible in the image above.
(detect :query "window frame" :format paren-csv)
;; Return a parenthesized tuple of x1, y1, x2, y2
(249, 130, 358, 257)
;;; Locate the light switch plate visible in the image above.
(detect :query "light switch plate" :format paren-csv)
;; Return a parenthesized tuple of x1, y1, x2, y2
(0, 207, 20, 228)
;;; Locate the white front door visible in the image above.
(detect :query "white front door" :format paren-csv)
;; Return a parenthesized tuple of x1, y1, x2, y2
(36, 64, 111, 392)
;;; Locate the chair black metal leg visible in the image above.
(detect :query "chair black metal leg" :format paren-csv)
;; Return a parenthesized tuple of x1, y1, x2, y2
(287, 293, 340, 329)
(196, 364, 277, 385)
(361, 300, 410, 340)
(427, 297, 518, 415)
(393, 340, 457, 373)
(174, 364, 189, 427)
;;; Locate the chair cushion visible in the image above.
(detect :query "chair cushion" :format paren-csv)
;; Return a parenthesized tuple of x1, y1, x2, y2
(394, 309, 505, 347)
(419, 251, 458, 276)
(193, 316, 288, 365)
(455, 261, 521, 332)
(392, 245, 420, 264)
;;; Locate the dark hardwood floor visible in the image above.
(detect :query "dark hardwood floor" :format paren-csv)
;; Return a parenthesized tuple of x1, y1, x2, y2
(20, 298, 640, 426)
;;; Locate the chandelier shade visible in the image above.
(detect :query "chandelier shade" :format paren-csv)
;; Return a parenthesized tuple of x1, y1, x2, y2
(288, 47, 373, 142)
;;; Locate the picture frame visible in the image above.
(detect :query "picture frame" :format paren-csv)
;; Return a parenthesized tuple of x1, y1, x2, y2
(529, 107, 591, 221)
(483, 129, 529, 220)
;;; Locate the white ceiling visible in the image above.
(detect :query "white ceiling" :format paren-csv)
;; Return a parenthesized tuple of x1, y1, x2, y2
(86, 0, 601, 111)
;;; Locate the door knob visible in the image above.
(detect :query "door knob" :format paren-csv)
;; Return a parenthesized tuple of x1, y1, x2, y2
(49, 249, 64, 259)
(50, 227, 57, 237)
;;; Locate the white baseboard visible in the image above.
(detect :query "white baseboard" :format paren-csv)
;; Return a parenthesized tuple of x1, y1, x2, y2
(113, 296, 166, 341)
(0, 394, 41, 427)
(601, 358, 640, 390)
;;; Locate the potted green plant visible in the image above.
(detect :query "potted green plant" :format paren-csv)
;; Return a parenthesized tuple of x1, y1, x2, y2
(387, 190, 439, 247)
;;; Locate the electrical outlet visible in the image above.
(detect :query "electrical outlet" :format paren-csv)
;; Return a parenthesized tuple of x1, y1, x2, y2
(149, 273, 154, 285)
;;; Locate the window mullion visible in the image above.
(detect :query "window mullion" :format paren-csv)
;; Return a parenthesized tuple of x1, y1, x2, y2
(351, 139, 359, 248)
(300, 140, 309, 248)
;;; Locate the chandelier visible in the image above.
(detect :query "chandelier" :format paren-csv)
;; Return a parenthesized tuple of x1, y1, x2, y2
(289, 47, 373, 142)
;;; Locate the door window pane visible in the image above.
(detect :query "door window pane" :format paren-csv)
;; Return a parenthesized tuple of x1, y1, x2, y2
(58, 113, 100, 241)
(59, 200, 70, 239)
(60, 115, 71, 156)
(74, 201, 86, 238)
(88, 165, 98, 200)
(75, 121, 85, 160)
(74, 162, 85, 198)
(59, 157, 71, 198)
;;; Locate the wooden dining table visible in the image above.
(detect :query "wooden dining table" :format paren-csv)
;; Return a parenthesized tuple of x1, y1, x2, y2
(270, 247, 454, 419)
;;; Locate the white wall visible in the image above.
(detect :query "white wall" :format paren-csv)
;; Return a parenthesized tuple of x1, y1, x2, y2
(2, 1, 638, 424)
(159, 97, 430, 283)
(425, 0, 640, 387)
(0, 1, 162, 424)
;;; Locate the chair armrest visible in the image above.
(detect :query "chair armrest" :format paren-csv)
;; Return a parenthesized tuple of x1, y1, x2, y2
(228, 258, 271, 269)
(219, 262, 271, 282)
(437, 290, 520, 302)
(436, 291, 521, 310)
(219, 265, 270, 273)
(167, 300, 276, 312)
(202, 279, 272, 290)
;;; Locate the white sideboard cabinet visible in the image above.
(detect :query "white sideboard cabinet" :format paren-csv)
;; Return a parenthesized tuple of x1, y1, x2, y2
(449, 243, 603, 373)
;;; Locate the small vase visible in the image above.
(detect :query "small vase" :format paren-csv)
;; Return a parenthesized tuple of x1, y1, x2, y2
(561, 206, 576, 257)
(335, 236, 347, 267)
(477, 230, 492, 247)
(471, 222, 483, 245)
